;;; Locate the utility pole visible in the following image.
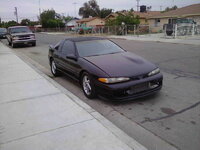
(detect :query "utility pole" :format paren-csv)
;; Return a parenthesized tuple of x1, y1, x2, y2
(38, 0, 41, 24)
(136, 0, 140, 12)
(39, 0, 41, 16)
(160, 6, 162, 11)
(14, 7, 18, 23)
(73, 2, 77, 18)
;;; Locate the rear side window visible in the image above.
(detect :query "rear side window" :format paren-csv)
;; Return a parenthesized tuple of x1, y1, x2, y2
(61, 40, 75, 55)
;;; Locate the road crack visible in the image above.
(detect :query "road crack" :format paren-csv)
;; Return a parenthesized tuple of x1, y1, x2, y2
(140, 100, 200, 124)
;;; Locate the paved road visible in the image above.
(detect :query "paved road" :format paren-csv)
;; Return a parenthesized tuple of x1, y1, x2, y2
(1, 33, 200, 150)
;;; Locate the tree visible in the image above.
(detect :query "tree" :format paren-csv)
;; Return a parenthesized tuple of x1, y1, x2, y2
(106, 12, 140, 26)
(79, 0, 100, 18)
(162, 5, 178, 13)
(130, 8, 134, 12)
(40, 9, 65, 28)
(79, 0, 112, 18)
(99, 8, 113, 18)
(40, 9, 56, 28)
(21, 19, 31, 26)
(63, 16, 73, 22)
(29, 21, 39, 26)
(0, 20, 18, 28)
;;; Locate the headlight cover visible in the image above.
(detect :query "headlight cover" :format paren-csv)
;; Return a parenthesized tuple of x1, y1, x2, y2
(30, 35, 35, 39)
(98, 77, 130, 84)
(148, 68, 160, 76)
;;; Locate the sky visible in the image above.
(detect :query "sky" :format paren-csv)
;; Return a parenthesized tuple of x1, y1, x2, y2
(0, 0, 200, 22)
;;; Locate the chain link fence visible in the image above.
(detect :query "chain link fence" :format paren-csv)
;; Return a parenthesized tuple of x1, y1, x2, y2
(175, 23, 200, 37)
(35, 23, 200, 38)
(163, 23, 200, 38)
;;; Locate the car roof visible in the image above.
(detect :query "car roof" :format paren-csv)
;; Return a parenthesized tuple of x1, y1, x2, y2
(8, 26, 28, 29)
(65, 37, 106, 42)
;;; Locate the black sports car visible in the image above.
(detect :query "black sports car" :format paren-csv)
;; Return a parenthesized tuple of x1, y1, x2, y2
(48, 37, 163, 101)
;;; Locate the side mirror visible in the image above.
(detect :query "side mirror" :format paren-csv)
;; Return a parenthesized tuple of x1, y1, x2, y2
(49, 45, 55, 50)
(66, 54, 77, 61)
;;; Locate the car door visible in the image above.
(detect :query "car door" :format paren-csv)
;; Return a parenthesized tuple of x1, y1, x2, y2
(59, 40, 80, 77)
(51, 41, 64, 69)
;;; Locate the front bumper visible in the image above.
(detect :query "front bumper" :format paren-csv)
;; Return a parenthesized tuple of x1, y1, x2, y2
(13, 39, 36, 44)
(94, 73, 163, 101)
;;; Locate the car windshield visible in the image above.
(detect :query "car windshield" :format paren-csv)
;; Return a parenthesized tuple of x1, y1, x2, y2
(76, 40, 124, 57)
(0, 28, 7, 33)
(10, 27, 31, 33)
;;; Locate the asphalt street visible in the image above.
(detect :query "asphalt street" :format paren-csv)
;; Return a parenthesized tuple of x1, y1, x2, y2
(1, 33, 200, 150)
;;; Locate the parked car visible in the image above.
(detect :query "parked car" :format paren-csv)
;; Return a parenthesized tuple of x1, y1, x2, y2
(6, 26, 36, 48)
(48, 37, 163, 101)
(0, 28, 7, 39)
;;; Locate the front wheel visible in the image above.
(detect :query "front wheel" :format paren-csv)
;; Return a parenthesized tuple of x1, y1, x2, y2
(50, 59, 60, 77)
(11, 42, 16, 48)
(81, 72, 96, 99)
(32, 42, 36, 46)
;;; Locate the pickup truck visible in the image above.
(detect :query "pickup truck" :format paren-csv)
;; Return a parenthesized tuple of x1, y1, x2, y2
(74, 25, 93, 34)
(7, 26, 36, 48)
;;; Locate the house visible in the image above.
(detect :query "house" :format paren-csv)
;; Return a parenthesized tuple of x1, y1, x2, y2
(65, 18, 79, 30)
(148, 3, 200, 32)
(76, 17, 105, 27)
(105, 12, 123, 20)
(105, 10, 161, 25)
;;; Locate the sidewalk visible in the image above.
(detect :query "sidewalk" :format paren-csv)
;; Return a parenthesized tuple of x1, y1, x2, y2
(109, 34, 200, 45)
(0, 43, 147, 150)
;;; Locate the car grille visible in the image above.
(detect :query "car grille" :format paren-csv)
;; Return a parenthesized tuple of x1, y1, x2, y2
(127, 82, 149, 94)
(18, 35, 31, 40)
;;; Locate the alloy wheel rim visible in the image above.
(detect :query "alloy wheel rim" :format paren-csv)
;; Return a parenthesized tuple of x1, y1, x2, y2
(52, 61, 56, 74)
(83, 75, 91, 95)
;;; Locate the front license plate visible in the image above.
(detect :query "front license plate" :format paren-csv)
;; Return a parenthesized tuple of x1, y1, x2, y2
(24, 42, 28, 44)
(132, 83, 149, 93)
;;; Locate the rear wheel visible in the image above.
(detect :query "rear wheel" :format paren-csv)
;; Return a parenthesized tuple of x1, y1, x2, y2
(81, 72, 96, 99)
(50, 59, 60, 77)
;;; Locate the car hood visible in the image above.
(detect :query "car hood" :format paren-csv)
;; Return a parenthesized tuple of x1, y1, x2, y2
(84, 52, 157, 77)
(11, 32, 34, 36)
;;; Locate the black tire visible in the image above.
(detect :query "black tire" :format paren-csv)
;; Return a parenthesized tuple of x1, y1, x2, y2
(50, 59, 60, 77)
(81, 72, 97, 99)
(11, 42, 16, 48)
(166, 30, 173, 36)
(32, 42, 36, 46)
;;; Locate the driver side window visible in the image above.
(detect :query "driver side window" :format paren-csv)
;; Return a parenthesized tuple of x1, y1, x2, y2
(61, 40, 75, 56)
